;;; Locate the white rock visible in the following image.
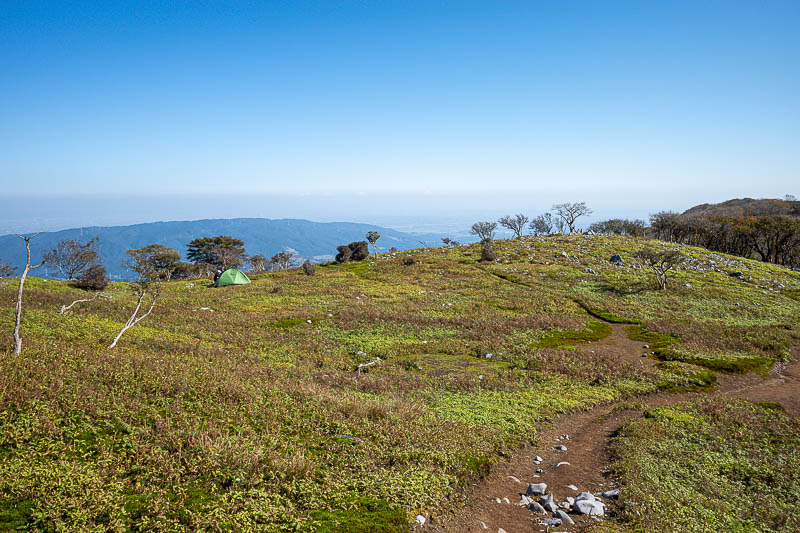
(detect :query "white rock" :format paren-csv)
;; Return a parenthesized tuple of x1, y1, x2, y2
(575, 499, 605, 516)
(415, 515, 426, 525)
(556, 461, 570, 468)
(507, 475, 521, 483)
(526, 482, 547, 496)
(567, 484, 578, 491)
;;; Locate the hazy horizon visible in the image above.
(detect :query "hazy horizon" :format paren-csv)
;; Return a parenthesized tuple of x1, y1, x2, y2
(2, 1, 799, 213)
(0, 190, 768, 237)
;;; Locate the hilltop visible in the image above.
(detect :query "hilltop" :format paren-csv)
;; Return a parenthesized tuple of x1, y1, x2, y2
(1, 234, 798, 531)
(683, 197, 800, 218)
(0, 218, 448, 280)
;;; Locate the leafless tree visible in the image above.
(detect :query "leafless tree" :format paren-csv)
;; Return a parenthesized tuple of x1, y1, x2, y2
(109, 248, 164, 349)
(498, 214, 529, 238)
(248, 254, 268, 273)
(0, 259, 16, 277)
(637, 248, 684, 290)
(441, 237, 460, 247)
(270, 252, 293, 271)
(552, 202, 593, 233)
(366, 231, 381, 260)
(12, 233, 46, 354)
(470, 221, 497, 242)
(43, 238, 100, 280)
(529, 213, 555, 235)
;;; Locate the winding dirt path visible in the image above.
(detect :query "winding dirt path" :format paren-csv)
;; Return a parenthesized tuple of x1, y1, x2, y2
(428, 326, 800, 532)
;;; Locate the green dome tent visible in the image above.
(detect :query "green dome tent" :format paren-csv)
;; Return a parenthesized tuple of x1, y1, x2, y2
(215, 268, 251, 287)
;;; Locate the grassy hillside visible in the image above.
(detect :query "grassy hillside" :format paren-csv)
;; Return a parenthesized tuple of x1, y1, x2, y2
(1, 234, 798, 531)
(683, 197, 800, 217)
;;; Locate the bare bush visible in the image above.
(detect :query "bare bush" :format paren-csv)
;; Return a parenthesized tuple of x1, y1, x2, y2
(302, 260, 316, 276)
(637, 248, 684, 290)
(552, 202, 592, 233)
(498, 214, 529, 238)
(470, 221, 497, 242)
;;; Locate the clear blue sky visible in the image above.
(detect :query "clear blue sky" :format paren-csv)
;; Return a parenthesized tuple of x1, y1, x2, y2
(1, 1, 798, 219)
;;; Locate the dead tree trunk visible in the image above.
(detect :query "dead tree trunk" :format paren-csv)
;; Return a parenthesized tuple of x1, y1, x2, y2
(108, 289, 157, 348)
(60, 292, 109, 314)
(13, 233, 46, 355)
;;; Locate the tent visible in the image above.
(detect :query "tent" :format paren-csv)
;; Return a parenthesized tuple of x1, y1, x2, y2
(215, 268, 251, 287)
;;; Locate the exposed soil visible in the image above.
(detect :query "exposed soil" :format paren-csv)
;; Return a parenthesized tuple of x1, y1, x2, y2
(428, 326, 800, 533)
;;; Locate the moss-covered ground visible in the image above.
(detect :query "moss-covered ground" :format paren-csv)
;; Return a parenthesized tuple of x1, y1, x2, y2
(0, 234, 798, 531)
(612, 398, 800, 532)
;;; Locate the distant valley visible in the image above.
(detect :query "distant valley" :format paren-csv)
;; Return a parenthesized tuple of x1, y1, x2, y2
(0, 218, 449, 279)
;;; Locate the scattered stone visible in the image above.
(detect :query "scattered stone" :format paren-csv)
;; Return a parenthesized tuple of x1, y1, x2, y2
(495, 497, 502, 504)
(584, 267, 596, 274)
(485, 353, 493, 359)
(601, 489, 620, 499)
(536, 468, 543, 473)
(502, 497, 510, 504)
(535, 455, 543, 462)
(306, 319, 312, 324)
(554, 445, 567, 451)
(556, 461, 570, 468)
(480, 521, 488, 530)
(558, 501, 571, 509)
(576, 491, 596, 502)
(566, 496, 575, 506)
(527, 483, 547, 496)
(518, 495, 532, 506)
(542, 518, 562, 527)
(567, 484, 578, 491)
(731, 271, 744, 278)
(498, 529, 508, 533)
(415, 515, 426, 525)
(556, 510, 575, 525)
(561, 251, 569, 258)
(642, 344, 649, 349)
(528, 501, 547, 514)
(575, 499, 605, 516)
(642, 353, 648, 357)
(507, 475, 521, 483)
(609, 254, 624, 264)
(541, 493, 558, 513)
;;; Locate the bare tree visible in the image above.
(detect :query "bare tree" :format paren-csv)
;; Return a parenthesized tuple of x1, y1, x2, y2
(637, 248, 684, 290)
(470, 221, 497, 242)
(13, 233, 46, 354)
(43, 238, 100, 280)
(270, 252, 293, 271)
(498, 214, 529, 238)
(109, 247, 165, 349)
(529, 213, 555, 235)
(0, 259, 16, 278)
(366, 231, 381, 260)
(552, 202, 593, 233)
(248, 254, 268, 273)
(441, 237, 460, 247)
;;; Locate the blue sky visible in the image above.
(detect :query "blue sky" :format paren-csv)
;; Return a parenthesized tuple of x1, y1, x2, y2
(1, 1, 799, 230)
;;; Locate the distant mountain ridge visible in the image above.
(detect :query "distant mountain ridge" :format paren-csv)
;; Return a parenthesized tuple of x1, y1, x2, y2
(0, 218, 446, 280)
(683, 197, 800, 218)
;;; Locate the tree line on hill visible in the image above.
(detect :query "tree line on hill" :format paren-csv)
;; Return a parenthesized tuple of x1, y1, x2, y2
(471, 198, 800, 269)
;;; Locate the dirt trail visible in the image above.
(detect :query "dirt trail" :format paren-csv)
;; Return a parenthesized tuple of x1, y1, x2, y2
(428, 326, 800, 533)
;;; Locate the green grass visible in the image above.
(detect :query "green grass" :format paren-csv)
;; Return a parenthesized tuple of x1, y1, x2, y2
(0, 234, 798, 530)
(612, 398, 800, 532)
(532, 320, 612, 348)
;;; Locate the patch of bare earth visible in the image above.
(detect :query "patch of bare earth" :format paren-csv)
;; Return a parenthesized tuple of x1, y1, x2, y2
(428, 328, 800, 533)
